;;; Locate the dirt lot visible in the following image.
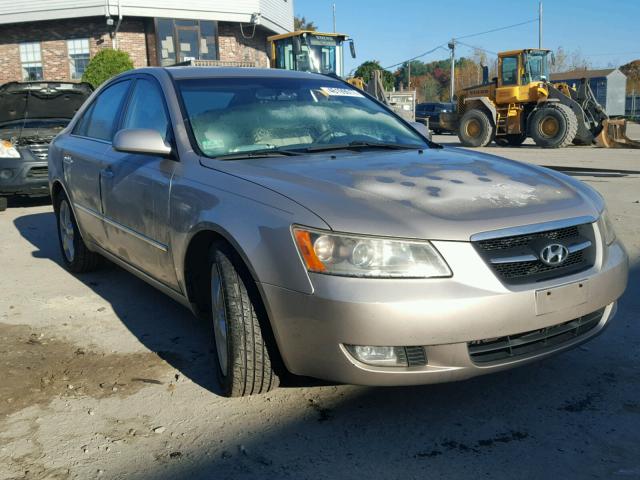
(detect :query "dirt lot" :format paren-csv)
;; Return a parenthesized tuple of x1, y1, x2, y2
(1, 132, 640, 479)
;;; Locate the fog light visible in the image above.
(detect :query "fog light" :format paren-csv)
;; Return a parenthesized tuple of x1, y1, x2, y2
(0, 169, 13, 180)
(345, 345, 408, 367)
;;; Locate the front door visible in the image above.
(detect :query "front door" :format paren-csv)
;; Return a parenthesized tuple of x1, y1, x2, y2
(100, 76, 179, 289)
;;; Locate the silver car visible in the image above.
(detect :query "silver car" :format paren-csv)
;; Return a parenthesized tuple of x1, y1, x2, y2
(49, 68, 628, 397)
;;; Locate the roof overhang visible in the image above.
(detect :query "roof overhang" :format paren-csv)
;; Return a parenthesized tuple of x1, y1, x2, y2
(0, 4, 291, 34)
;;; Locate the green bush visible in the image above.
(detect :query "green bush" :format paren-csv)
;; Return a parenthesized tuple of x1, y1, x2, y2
(82, 49, 134, 88)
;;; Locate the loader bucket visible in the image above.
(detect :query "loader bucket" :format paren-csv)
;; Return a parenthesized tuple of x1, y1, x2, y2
(595, 119, 640, 148)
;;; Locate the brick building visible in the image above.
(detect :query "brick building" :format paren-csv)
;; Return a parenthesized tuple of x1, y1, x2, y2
(0, 1, 294, 84)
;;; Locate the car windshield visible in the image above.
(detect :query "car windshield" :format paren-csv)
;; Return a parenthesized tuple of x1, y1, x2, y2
(177, 76, 428, 158)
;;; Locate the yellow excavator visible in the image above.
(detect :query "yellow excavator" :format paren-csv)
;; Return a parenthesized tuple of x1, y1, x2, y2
(441, 48, 639, 148)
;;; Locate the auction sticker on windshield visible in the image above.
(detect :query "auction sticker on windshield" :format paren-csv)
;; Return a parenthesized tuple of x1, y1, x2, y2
(320, 87, 364, 97)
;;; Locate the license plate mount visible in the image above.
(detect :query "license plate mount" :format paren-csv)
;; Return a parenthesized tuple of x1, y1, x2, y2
(535, 279, 589, 316)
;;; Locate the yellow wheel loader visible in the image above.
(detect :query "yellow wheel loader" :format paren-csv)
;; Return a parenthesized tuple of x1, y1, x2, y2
(441, 49, 639, 149)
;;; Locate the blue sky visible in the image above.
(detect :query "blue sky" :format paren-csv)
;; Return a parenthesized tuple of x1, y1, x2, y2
(293, 0, 640, 74)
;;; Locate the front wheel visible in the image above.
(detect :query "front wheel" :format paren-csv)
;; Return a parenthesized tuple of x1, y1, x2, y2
(529, 103, 578, 148)
(54, 193, 102, 273)
(210, 246, 279, 397)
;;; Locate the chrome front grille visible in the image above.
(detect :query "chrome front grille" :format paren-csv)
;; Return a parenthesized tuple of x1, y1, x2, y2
(473, 222, 596, 284)
(477, 225, 580, 251)
(28, 144, 49, 161)
(468, 308, 605, 364)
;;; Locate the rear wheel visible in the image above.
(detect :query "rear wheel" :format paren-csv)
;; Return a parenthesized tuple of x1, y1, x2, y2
(458, 109, 494, 147)
(529, 103, 578, 148)
(54, 193, 102, 273)
(0, 197, 7, 212)
(209, 245, 279, 397)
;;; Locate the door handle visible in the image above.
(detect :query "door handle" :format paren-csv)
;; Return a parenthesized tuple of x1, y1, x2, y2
(102, 168, 114, 179)
(63, 154, 73, 165)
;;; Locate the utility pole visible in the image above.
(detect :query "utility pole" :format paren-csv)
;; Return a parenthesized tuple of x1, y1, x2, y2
(408, 61, 411, 89)
(538, 1, 543, 49)
(448, 39, 455, 102)
(332, 3, 336, 33)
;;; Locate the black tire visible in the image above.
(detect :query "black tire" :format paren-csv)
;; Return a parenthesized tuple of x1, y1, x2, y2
(495, 133, 527, 147)
(209, 245, 279, 397)
(54, 193, 102, 273)
(529, 103, 578, 148)
(458, 109, 494, 147)
(0, 197, 7, 212)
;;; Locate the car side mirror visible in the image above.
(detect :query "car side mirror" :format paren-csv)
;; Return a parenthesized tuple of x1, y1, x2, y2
(410, 121, 431, 141)
(113, 129, 173, 157)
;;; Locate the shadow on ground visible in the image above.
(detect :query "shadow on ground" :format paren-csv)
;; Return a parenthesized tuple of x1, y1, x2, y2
(13, 210, 221, 394)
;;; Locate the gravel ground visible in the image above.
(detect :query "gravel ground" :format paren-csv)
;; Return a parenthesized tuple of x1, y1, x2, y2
(1, 130, 639, 479)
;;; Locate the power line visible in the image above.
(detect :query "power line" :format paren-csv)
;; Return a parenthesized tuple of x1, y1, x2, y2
(456, 18, 538, 40)
(380, 17, 536, 71)
(382, 45, 449, 70)
(455, 41, 498, 56)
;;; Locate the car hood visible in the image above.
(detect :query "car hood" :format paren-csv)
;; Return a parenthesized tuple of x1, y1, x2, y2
(0, 81, 93, 126)
(203, 147, 603, 241)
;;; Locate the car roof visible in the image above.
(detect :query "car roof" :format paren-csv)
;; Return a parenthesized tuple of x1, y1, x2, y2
(160, 66, 338, 81)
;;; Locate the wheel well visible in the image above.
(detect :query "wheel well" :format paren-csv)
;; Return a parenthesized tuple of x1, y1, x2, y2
(183, 229, 286, 374)
(184, 230, 229, 316)
(463, 99, 496, 126)
(51, 181, 64, 207)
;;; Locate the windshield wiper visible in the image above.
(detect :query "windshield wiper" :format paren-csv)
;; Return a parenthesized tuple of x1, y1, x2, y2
(303, 141, 424, 153)
(214, 148, 304, 160)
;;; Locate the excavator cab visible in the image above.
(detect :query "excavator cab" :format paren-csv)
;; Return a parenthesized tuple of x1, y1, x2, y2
(496, 49, 552, 104)
(268, 31, 355, 78)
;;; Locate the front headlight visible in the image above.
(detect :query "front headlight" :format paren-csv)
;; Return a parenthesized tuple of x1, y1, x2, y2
(292, 227, 451, 278)
(600, 209, 616, 246)
(0, 140, 21, 158)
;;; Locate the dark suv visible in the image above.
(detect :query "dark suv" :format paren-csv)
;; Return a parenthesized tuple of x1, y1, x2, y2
(416, 102, 455, 134)
(0, 81, 92, 211)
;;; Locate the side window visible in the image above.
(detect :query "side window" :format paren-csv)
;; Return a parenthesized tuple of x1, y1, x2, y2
(121, 78, 171, 142)
(501, 57, 518, 86)
(73, 102, 95, 138)
(74, 80, 131, 141)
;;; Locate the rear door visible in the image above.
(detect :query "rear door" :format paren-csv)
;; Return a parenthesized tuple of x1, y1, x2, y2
(100, 75, 179, 289)
(63, 79, 132, 245)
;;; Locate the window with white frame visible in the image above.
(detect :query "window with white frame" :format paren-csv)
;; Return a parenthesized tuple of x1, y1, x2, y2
(19, 42, 43, 81)
(68, 39, 90, 80)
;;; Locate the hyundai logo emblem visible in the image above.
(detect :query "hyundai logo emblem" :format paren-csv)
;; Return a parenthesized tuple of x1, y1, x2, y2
(540, 243, 569, 266)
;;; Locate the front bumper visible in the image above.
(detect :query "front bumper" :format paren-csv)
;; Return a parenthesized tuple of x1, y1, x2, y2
(261, 238, 628, 386)
(0, 156, 49, 196)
